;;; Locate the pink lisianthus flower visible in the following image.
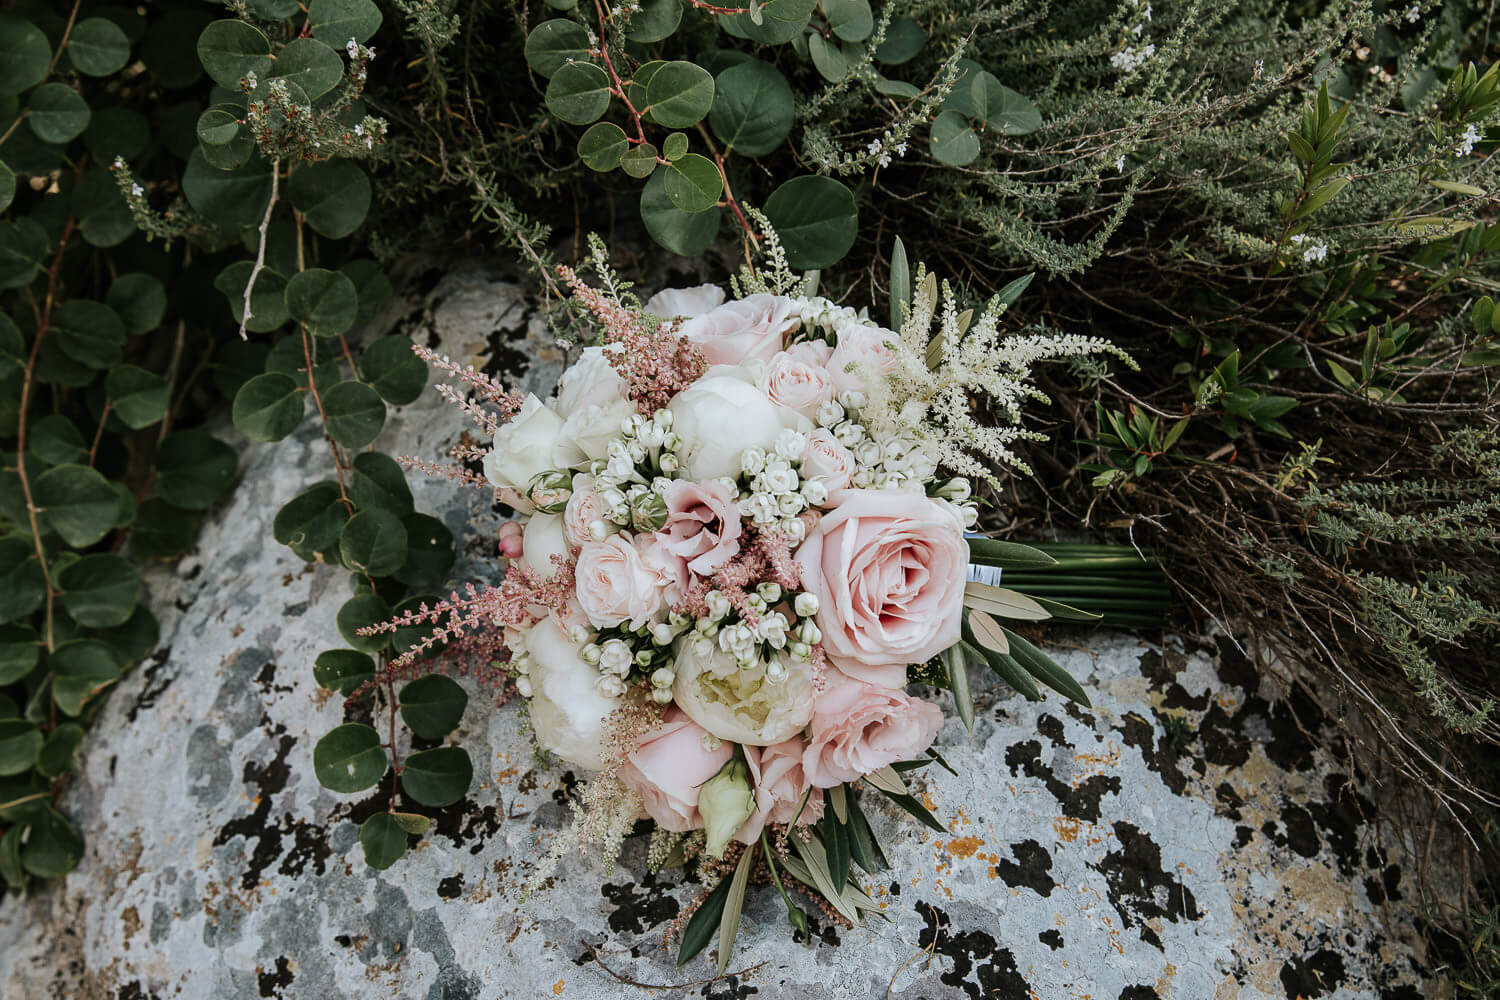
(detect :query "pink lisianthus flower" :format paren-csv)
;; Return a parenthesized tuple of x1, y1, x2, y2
(801, 672, 945, 788)
(827, 325, 900, 396)
(733, 738, 824, 843)
(657, 479, 743, 577)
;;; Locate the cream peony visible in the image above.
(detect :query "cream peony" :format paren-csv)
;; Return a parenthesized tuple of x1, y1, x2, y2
(668, 367, 806, 480)
(484, 393, 567, 513)
(551, 346, 637, 468)
(677, 294, 798, 367)
(521, 512, 571, 579)
(644, 284, 726, 320)
(525, 619, 622, 770)
(670, 637, 815, 746)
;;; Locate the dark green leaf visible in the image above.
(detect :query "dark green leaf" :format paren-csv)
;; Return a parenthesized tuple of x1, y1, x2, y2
(400, 746, 471, 807)
(0, 720, 41, 776)
(762, 175, 858, 269)
(929, 108, 979, 166)
(274, 481, 348, 552)
(83, 107, 150, 163)
(313, 722, 386, 793)
(196, 19, 272, 90)
(664, 154, 722, 213)
(105, 365, 170, 429)
(131, 498, 200, 560)
(321, 380, 385, 448)
(546, 62, 611, 126)
(875, 16, 923, 63)
(0, 537, 46, 623)
(709, 60, 794, 157)
(182, 150, 273, 231)
(313, 648, 376, 695)
(106, 273, 167, 335)
(27, 84, 91, 144)
(647, 62, 714, 129)
(73, 167, 134, 247)
(0, 625, 40, 685)
(154, 430, 237, 511)
(339, 508, 407, 576)
(68, 18, 131, 76)
(393, 513, 455, 586)
(35, 723, 83, 778)
(350, 452, 413, 516)
(868, 783, 946, 834)
(1002, 627, 1091, 706)
(627, 0, 681, 42)
(399, 675, 468, 739)
(233, 372, 305, 441)
(52, 300, 125, 369)
(0, 162, 12, 215)
(28, 414, 87, 466)
(337, 592, 390, 652)
(0, 15, 51, 97)
(272, 37, 344, 102)
(35, 463, 118, 547)
(49, 639, 123, 716)
(309, 0, 383, 45)
(523, 19, 590, 79)
(620, 143, 658, 180)
(215, 261, 290, 332)
(57, 554, 138, 628)
(360, 335, 427, 405)
(341, 259, 392, 325)
(92, 604, 159, 663)
(286, 268, 359, 337)
(19, 807, 83, 878)
(819, 814, 851, 889)
(578, 122, 629, 172)
(969, 72, 1042, 135)
(359, 812, 408, 869)
(0, 826, 21, 887)
(288, 160, 370, 239)
(843, 790, 888, 873)
(641, 170, 720, 257)
(677, 862, 734, 965)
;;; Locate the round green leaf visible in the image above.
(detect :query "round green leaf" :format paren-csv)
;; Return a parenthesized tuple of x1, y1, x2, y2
(92, 605, 159, 665)
(807, 33, 850, 83)
(968, 72, 1042, 135)
(0, 15, 51, 97)
(341, 260, 392, 325)
(196, 19, 272, 90)
(29, 414, 88, 465)
(762, 175, 858, 269)
(288, 160, 370, 239)
(111, 480, 137, 530)
(875, 16, 924, 64)
(309, 0, 383, 45)
(19, 807, 84, 879)
(0, 314, 22, 375)
(105, 365, 170, 429)
(662, 132, 689, 161)
(339, 508, 408, 576)
(36, 723, 84, 778)
(196, 105, 243, 147)
(49, 639, 122, 716)
(27, 84, 91, 144)
(314, 648, 375, 695)
(322, 380, 386, 448)
(286, 268, 358, 337)
(399, 675, 468, 740)
(35, 464, 119, 547)
(106, 274, 167, 336)
(400, 746, 472, 807)
(131, 498, 199, 560)
(0, 625, 40, 685)
(930, 108, 980, 166)
(215, 261, 290, 332)
(73, 166, 136, 248)
(350, 452, 414, 516)
(664, 154, 722, 213)
(313, 723, 386, 793)
(182, 150, 274, 232)
(523, 19, 591, 79)
(360, 335, 428, 405)
(274, 481, 348, 552)
(0, 538, 46, 623)
(646, 62, 714, 129)
(0, 720, 41, 777)
(391, 593, 443, 660)
(273, 37, 343, 102)
(620, 143, 658, 180)
(337, 592, 390, 652)
(626, 0, 681, 43)
(84, 107, 150, 163)
(53, 300, 126, 369)
(546, 62, 611, 126)
(144, 11, 213, 89)
(0, 162, 13, 214)
(578, 122, 629, 172)
(360, 812, 408, 869)
(762, 0, 817, 19)
(249, 0, 302, 17)
(68, 17, 131, 76)
(826, 0, 874, 41)
(709, 60, 794, 157)
(640, 169, 720, 257)
(154, 430, 238, 511)
(393, 513, 455, 586)
(719, 8, 807, 43)
(0, 218, 48, 290)
(233, 372, 305, 442)
(57, 554, 139, 628)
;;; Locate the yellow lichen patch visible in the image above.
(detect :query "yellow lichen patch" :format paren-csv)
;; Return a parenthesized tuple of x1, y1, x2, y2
(946, 835, 985, 859)
(552, 980, 565, 995)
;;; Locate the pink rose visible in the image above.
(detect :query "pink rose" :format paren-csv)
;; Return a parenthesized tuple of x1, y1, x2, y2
(734, 739, 824, 843)
(794, 488, 968, 687)
(574, 533, 670, 629)
(677, 294, 799, 367)
(563, 473, 607, 548)
(802, 673, 945, 788)
(828, 325, 899, 395)
(658, 479, 743, 576)
(619, 707, 734, 832)
(784, 339, 833, 367)
(759, 350, 835, 417)
(800, 429, 856, 491)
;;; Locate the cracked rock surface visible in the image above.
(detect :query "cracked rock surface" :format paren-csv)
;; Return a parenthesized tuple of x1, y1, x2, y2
(0, 269, 1452, 1000)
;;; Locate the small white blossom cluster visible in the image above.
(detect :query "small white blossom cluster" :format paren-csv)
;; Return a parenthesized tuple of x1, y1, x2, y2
(1110, 44, 1157, 72)
(687, 586, 823, 677)
(1403, 3, 1422, 23)
(737, 429, 820, 543)
(792, 296, 876, 339)
(585, 409, 682, 535)
(1289, 233, 1329, 264)
(1457, 123, 1482, 158)
(864, 131, 911, 169)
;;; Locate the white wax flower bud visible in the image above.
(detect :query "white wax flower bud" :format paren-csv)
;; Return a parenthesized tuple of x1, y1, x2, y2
(567, 624, 590, 644)
(580, 643, 602, 665)
(961, 503, 980, 528)
(599, 640, 633, 676)
(800, 478, 829, 507)
(659, 453, 680, 473)
(606, 454, 635, 481)
(794, 592, 820, 617)
(833, 420, 865, 446)
(651, 686, 674, 704)
(515, 676, 533, 698)
(839, 390, 868, 410)
(852, 470, 874, 489)
(780, 517, 806, 543)
(597, 674, 627, 697)
(789, 641, 811, 661)
(588, 519, 611, 542)
(762, 466, 798, 493)
(774, 428, 807, 461)
(653, 408, 673, 429)
(757, 582, 782, 604)
(695, 617, 719, 637)
(798, 620, 822, 644)
(599, 487, 626, 510)
(699, 759, 755, 860)
(627, 441, 647, 463)
(740, 447, 767, 475)
(938, 477, 972, 501)
(758, 612, 789, 648)
(608, 439, 631, 460)
(705, 590, 731, 621)
(853, 439, 883, 466)
(764, 657, 788, 683)
(777, 493, 805, 518)
(651, 667, 676, 688)
(660, 431, 682, 452)
(511, 653, 532, 675)
(815, 400, 845, 428)
(634, 649, 655, 667)
(650, 623, 676, 646)
(637, 423, 664, 449)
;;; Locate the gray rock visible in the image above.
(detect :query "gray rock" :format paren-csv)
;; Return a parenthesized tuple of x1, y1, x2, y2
(0, 268, 1452, 1000)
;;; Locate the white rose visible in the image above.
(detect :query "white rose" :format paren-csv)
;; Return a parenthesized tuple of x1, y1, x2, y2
(668, 367, 808, 481)
(671, 638, 816, 746)
(525, 619, 622, 770)
(550, 347, 638, 468)
(521, 512, 571, 579)
(644, 283, 726, 320)
(484, 394, 567, 512)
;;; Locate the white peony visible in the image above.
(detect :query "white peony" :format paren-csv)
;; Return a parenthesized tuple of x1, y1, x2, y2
(644, 283, 726, 320)
(668, 367, 808, 480)
(521, 512, 570, 579)
(525, 618, 621, 770)
(671, 637, 815, 746)
(483, 393, 567, 512)
(551, 346, 638, 468)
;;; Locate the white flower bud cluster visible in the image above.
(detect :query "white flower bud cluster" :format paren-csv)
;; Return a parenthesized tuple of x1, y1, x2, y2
(590, 409, 680, 497)
(790, 297, 876, 340)
(685, 588, 823, 680)
(737, 429, 815, 541)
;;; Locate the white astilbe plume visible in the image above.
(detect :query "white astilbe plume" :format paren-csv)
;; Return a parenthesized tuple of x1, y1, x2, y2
(877, 265, 1134, 483)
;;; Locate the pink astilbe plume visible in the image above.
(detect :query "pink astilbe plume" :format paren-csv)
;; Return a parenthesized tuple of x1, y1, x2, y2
(556, 265, 706, 414)
(412, 343, 526, 437)
(672, 527, 802, 624)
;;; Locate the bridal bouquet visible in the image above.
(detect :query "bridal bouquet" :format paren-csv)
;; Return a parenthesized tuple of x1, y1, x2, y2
(383, 233, 1151, 970)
